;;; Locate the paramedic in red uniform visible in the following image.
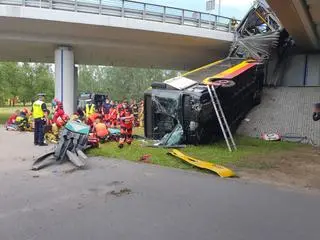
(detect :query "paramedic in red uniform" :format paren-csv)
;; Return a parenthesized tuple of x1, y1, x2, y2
(52, 101, 65, 123)
(108, 104, 118, 128)
(118, 100, 134, 148)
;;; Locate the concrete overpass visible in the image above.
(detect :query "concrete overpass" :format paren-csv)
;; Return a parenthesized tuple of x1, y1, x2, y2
(266, 0, 320, 87)
(267, 0, 320, 50)
(0, 0, 234, 69)
(0, 0, 235, 113)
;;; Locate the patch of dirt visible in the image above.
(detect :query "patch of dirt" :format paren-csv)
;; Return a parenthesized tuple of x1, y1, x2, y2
(237, 146, 320, 191)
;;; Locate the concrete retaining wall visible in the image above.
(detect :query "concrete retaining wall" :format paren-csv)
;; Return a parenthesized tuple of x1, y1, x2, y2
(237, 87, 320, 145)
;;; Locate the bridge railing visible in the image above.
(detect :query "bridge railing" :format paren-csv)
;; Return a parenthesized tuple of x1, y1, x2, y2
(0, 0, 237, 32)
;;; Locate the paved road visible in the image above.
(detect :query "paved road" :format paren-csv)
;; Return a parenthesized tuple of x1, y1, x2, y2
(0, 128, 319, 240)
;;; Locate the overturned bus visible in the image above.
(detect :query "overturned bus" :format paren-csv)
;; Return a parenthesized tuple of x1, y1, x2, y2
(144, 58, 264, 144)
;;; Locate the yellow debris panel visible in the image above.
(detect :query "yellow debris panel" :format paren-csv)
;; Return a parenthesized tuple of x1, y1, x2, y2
(168, 149, 236, 178)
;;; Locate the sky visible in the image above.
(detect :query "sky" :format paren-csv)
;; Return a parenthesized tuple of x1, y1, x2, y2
(134, 0, 255, 19)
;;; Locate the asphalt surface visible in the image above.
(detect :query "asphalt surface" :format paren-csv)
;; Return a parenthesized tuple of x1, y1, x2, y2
(0, 128, 319, 240)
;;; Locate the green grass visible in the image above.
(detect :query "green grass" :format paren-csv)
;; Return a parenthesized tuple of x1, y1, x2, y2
(0, 113, 11, 124)
(0, 104, 50, 124)
(0, 107, 21, 124)
(88, 133, 300, 171)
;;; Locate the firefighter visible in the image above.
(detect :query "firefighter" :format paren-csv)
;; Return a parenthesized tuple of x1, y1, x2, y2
(32, 93, 49, 146)
(118, 100, 134, 148)
(85, 100, 95, 118)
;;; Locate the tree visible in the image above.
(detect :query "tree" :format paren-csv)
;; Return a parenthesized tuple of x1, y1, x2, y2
(0, 61, 179, 107)
(0, 62, 54, 106)
(77, 65, 180, 101)
(0, 63, 22, 106)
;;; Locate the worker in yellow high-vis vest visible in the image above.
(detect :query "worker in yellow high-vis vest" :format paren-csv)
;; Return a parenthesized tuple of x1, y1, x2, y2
(85, 100, 95, 118)
(32, 93, 49, 146)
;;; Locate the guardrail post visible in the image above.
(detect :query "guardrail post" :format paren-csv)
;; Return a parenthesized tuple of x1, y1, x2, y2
(22, 0, 25, 6)
(163, 6, 166, 23)
(39, 0, 42, 8)
(214, 15, 217, 29)
(181, 9, 184, 25)
(75, 0, 77, 12)
(121, 0, 124, 17)
(143, 3, 146, 20)
(228, 20, 231, 32)
(199, 12, 201, 27)
(99, 0, 102, 14)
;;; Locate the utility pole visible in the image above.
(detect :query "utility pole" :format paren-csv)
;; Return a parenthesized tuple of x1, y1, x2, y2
(206, 0, 222, 15)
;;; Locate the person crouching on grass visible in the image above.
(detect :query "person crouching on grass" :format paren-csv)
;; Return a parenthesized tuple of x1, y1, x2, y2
(93, 117, 109, 143)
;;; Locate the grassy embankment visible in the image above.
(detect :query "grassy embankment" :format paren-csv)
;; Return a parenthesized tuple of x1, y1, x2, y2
(88, 127, 301, 171)
(1, 107, 305, 172)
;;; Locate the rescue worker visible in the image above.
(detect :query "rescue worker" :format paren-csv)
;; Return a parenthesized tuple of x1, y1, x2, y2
(5, 110, 20, 130)
(102, 98, 111, 115)
(32, 93, 49, 146)
(15, 108, 31, 131)
(138, 100, 144, 128)
(87, 109, 101, 128)
(108, 104, 118, 128)
(85, 100, 95, 118)
(51, 98, 59, 111)
(116, 102, 123, 126)
(93, 117, 109, 143)
(118, 100, 134, 148)
(53, 101, 65, 123)
(131, 100, 139, 127)
(76, 107, 85, 121)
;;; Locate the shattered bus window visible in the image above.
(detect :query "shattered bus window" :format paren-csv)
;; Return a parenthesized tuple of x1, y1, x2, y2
(151, 91, 181, 140)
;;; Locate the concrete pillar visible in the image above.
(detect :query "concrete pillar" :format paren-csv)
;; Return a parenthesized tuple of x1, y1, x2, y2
(74, 66, 78, 111)
(55, 46, 75, 115)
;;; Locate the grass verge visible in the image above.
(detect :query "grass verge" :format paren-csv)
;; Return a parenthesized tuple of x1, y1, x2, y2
(88, 132, 301, 171)
(0, 106, 33, 124)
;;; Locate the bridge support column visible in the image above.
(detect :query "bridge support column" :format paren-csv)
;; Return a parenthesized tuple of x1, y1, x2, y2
(54, 46, 76, 115)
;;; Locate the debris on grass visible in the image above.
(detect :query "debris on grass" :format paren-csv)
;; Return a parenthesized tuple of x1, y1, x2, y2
(139, 154, 152, 163)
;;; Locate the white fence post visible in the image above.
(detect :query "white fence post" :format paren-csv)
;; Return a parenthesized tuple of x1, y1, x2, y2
(181, 9, 184, 25)
(121, 0, 124, 17)
(143, 3, 146, 20)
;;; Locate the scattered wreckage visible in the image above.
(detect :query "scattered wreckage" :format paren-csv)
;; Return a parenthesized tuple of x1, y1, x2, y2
(32, 121, 90, 171)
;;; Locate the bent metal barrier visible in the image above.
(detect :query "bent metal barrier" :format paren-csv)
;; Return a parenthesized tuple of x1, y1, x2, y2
(0, 0, 237, 32)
